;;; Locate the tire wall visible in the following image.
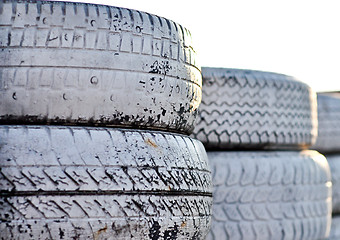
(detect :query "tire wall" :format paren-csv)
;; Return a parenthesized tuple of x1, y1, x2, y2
(192, 68, 317, 149)
(0, 125, 213, 239)
(206, 151, 332, 240)
(312, 94, 340, 153)
(0, 0, 202, 134)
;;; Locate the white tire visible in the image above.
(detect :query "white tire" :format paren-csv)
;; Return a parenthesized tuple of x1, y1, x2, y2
(329, 216, 340, 240)
(0, 0, 201, 134)
(0, 125, 212, 239)
(207, 150, 332, 240)
(312, 94, 340, 153)
(325, 155, 340, 213)
(192, 67, 318, 149)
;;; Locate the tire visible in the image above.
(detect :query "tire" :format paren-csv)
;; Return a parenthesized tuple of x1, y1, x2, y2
(325, 154, 340, 213)
(0, 125, 212, 239)
(329, 216, 340, 240)
(312, 94, 340, 153)
(206, 151, 332, 240)
(192, 67, 318, 149)
(0, 0, 202, 134)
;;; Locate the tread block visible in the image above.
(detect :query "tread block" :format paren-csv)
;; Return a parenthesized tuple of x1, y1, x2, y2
(0, 1, 201, 134)
(0, 126, 212, 239)
(192, 67, 317, 149)
(208, 151, 331, 240)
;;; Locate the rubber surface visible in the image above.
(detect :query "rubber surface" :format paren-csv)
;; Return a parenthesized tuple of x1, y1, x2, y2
(325, 154, 340, 214)
(312, 94, 340, 153)
(0, 125, 212, 239)
(0, 0, 202, 134)
(206, 150, 332, 240)
(329, 216, 340, 240)
(192, 67, 318, 149)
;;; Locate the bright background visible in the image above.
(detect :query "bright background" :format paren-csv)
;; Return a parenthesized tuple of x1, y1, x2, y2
(54, 0, 340, 92)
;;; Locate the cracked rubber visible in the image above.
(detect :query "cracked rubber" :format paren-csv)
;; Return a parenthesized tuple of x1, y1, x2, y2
(0, 0, 202, 134)
(192, 67, 318, 149)
(325, 154, 340, 213)
(0, 125, 212, 240)
(206, 151, 332, 240)
(312, 94, 340, 154)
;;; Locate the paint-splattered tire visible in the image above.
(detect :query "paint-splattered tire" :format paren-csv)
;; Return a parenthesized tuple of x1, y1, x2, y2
(0, 125, 212, 239)
(0, 0, 201, 134)
(206, 151, 332, 240)
(192, 67, 317, 149)
(312, 94, 340, 153)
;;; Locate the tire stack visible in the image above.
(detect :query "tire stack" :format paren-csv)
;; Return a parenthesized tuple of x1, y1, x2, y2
(192, 67, 332, 239)
(311, 93, 340, 240)
(0, 1, 212, 239)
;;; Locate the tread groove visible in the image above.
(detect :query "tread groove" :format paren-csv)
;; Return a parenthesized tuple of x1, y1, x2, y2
(192, 67, 317, 149)
(0, 0, 201, 134)
(0, 125, 212, 239)
(207, 151, 332, 240)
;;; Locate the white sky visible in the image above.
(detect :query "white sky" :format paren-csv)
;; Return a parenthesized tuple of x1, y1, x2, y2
(55, 0, 340, 92)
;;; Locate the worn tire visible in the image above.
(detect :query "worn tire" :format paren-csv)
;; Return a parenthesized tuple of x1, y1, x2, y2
(0, 0, 201, 134)
(207, 151, 332, 240)
(0, 125, 212, 239)
(192, 67, 317, 149)
(312, 94, 340, 153)
(325, 154, 340, 213)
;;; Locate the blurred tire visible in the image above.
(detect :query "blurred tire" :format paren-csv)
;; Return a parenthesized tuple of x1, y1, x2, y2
(329, 216, 340, 240)
(192, 67, 317, 149)
(312, 94, 340, 153)
(325, 155, 340, 213)
(206, 150, 332, 240)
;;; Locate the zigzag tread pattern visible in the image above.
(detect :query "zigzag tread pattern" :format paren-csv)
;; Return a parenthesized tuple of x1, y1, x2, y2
(0, 125, 212, 239)
(312, 94, 340, 153)
(0, 125, 212, 193)
(0, 195, 212, 240)
(0, 1, 202, 133)
(201, 67, 307, 88)
(0, 165, 212, 193)
(192, 67, 317, 149)
(207, 151, 332, 240)
(201, 97, 313, 111)
(198, 109, 313, 127)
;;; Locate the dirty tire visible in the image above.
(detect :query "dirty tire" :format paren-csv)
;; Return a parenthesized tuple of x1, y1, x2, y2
(312, 94, 340, 153)
(192, 67, 317, 149)
(329, 216, 340, 240)
(326, 155, 340, 213)
(206, 151, 332, 240)
(0, 0, 201, 134)
(0, 125, 212, 240)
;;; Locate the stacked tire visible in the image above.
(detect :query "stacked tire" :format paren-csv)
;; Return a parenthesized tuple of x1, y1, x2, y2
(192, 67, 332, 239)
(312, 93, 340, 240)
(0, 1, 212, 239)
